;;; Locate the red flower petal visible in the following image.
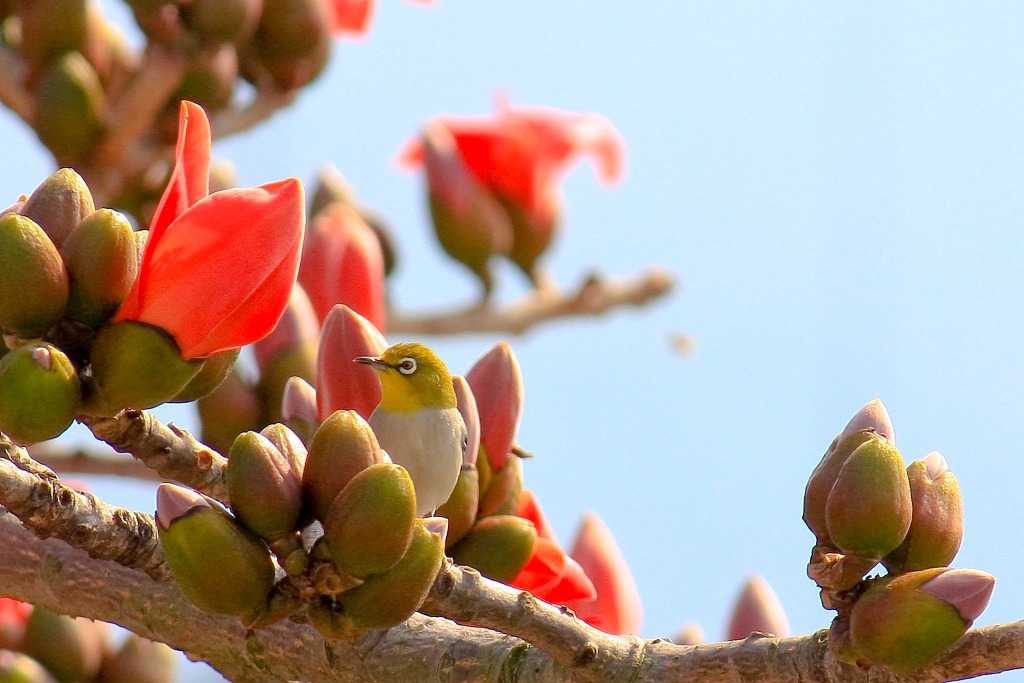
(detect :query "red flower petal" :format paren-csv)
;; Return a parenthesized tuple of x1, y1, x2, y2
(119, 100, 212, 322)
(563, 513, 643, 635)
(511, 537, 596, 604)
(125, 180, 305, 358)
(517, 489, 557, 542)
(326, 0, 375, 36)
(465, 341, 523, 471)
(316, 304, 387, 420)
(298, 203, 387, 331)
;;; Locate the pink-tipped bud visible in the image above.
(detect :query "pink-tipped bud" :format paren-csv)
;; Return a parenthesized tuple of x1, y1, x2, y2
(452, 375, 480, 468)
(563, 513, 643, 635)
(672, 623, 706, 645)
(839, 398, 895, 445)
(316, 304, 387, 420)
(920, 568, 995, 624)
(298, 203, 386, 330)
(725, 574, 790, 640)
(884, 451, 963, 572)
(281, 375, 320, 444)
(465, 341, 524, 472)
(155, 482, 210, 530)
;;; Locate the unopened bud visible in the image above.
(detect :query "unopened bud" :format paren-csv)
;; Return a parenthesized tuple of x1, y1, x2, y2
(0, 342, 81, 444)
(21, 607, 104, 683)
(322, 462, 416, 578)
(281, 375, 320, 444)
(59, 208, 138, 327)
(825, 437, 912, 560)
(20, 168, 95, 249)
(302, 410, 383, 521)
(725, 574, 789, 640)
(0, 213, 69, 337)
(478, 453, 523, 518)
(465, 341, 524, 472)
(170, 348, 241, 403)
(96, 633, 178, 683)
(197, 363, 261, 454)
(884, 452, 963, 572)
(156, 484, 276, 618)
(435, 465, 480, 548)
(450, 515, 537, 583)
(849, 568, 994, 670)
(34, 52, 107, 165)
(330, 519, 445, 633)
(226, 430, 303, 541)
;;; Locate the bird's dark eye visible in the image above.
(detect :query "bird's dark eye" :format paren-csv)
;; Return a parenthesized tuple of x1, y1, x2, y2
(398, 357, 417, 375)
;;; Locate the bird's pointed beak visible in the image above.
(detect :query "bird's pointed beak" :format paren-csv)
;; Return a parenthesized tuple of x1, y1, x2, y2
(354, 355, 389, 371)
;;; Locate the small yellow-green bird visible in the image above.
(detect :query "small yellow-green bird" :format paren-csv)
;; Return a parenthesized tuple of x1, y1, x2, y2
(355, 342, 467, 517)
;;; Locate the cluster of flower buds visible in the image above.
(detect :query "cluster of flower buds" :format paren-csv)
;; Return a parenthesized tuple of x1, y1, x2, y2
(157, 415, 446, 637)
(0, 101, 303, 445)
(399, 99, 626, 298)
(0, 598, 176, 683)
(803, 400, 994, 670)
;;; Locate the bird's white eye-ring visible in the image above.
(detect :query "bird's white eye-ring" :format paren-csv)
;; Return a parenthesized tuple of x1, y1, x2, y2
(398, 357, 417, 375)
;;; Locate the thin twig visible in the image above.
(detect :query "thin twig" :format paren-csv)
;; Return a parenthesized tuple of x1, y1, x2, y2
(211, 86, 297, 139)
(388, 268, 676, 336)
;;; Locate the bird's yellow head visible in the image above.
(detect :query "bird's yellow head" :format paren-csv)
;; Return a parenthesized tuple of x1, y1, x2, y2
(355, 342, 457, 413)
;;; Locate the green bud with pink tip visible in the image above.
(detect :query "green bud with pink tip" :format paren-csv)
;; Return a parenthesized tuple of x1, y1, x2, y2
(90, 321, 202, 409)
(226, 429, 304, 542)
(197, 362, 261, 454)
(0, 213, 68, 338)
(21, 607, 106, 683)
(0, 342, 81, 444)
(321, 462, 417, 579)
(302, 410, 384, 522)
(804, 399, 895, 543)
(281, 375, 320, 445)
(59, 208, 138, 327)
(825, 436, 912, 561)
(156, 484, 275, 619)
(884, 451, 963, 572)
(849, 567, 994, 670)
(450, 515, 537, 583)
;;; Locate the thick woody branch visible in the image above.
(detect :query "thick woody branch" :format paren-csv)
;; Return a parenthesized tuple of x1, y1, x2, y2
(389, 268, 676, 336)
(79, 410, 229, 502)
(0, 433, 167, 580)
(28, 442, 165, 481)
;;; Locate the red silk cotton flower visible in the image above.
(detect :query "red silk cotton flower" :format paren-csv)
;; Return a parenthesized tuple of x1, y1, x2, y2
(115, 101, 304, 359)
(325, 0, 435, 38)
(510, 490, 596, 604)
(400, 99, 625, 280)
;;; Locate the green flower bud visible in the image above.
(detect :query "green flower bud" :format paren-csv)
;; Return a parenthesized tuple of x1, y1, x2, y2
(247, 0, 331, 90)
(170, 348, 241, 403)
(0, 213, 69, 337)
(849, 568, 994, 671)
(825, 437, 912, 560)
(450, 515, 537, 583)
(17, 0, 88, 71)
(197, 363, 261, 455)
(174, 44, 238, 112)
(435, 465, 480, 549)
(59, 209, 138, 326)
(21, 607, 105, 683)
(478, 453, 522, 518)
(0, 650, 58, 683)
(227, 430, 303, 541)
(156, 484, 276, 618)
(330, 519, 446, 634)
(803, 430, 877, 543)
(34, 52, 106, 165)
(322, 463, 416, 579)
(90, 321, 202, 410)
(95, 634, 177, 683)
(184, 0, 261, 43)
(302, 410, 383, 522)
(884, 452, 963, 573)
(261, 422, 308, 480)
(20, 168, 95, 249)
(0, 343, 81, 444)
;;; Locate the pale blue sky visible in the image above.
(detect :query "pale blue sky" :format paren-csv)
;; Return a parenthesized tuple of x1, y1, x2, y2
(3, 2, 1024, 680)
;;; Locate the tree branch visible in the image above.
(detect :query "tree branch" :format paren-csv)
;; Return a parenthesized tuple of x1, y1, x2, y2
(28, 442, 165, 481)
(78, 411, 229, 503)
(388, 268, 676, 336)
(211, 86, 297, 139)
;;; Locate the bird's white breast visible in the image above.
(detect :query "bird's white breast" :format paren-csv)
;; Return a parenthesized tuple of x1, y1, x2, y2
(369, 406, 466, 517)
